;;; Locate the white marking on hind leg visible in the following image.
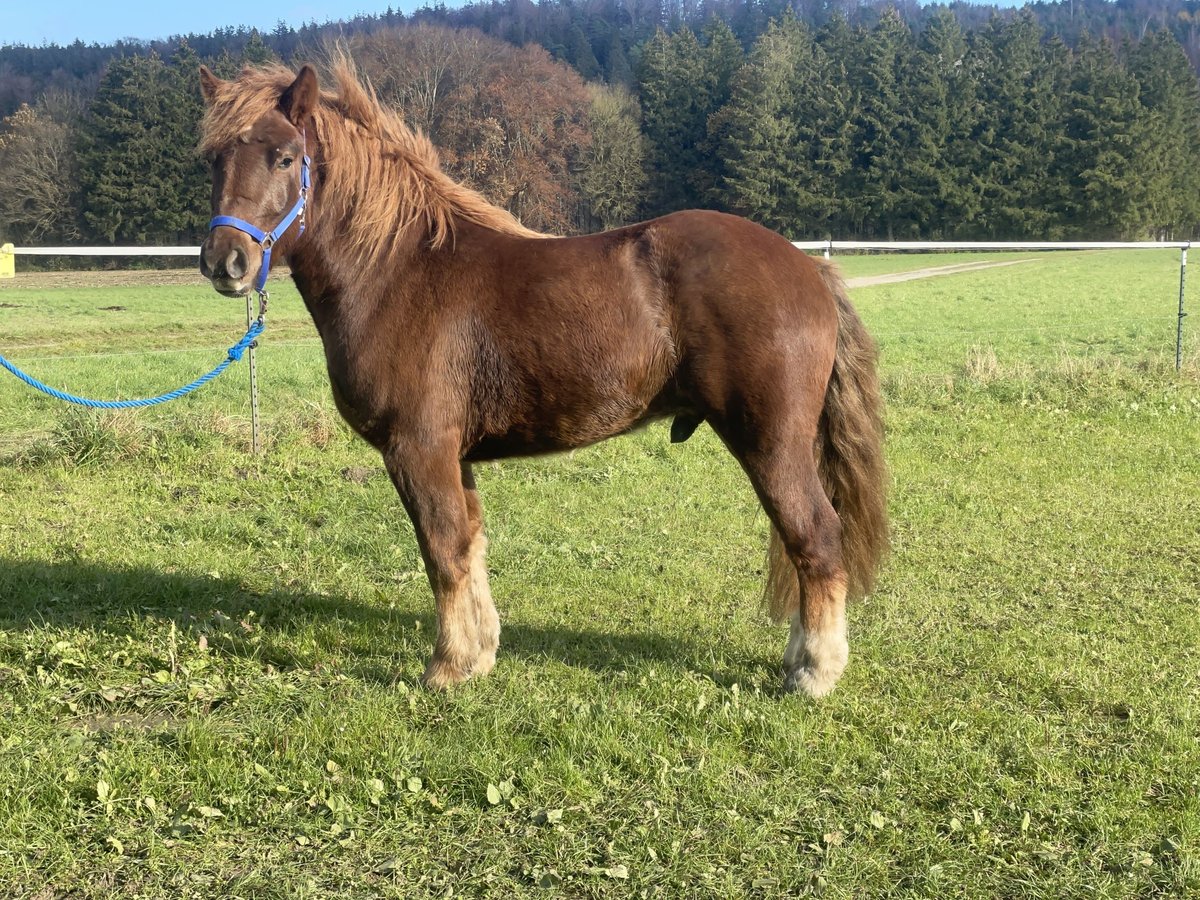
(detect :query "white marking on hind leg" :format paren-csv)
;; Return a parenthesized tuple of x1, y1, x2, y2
(783, 580, 848, 699)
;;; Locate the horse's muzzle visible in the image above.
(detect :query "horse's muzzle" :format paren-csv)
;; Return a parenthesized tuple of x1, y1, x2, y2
(200, 236, 257, 297)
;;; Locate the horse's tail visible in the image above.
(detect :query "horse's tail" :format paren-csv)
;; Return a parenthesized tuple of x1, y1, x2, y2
(766, 261, 888, 621)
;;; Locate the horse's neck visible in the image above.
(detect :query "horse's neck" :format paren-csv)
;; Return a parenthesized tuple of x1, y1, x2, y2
(287, 244, 369, 343)
(286, 210, 428, 347)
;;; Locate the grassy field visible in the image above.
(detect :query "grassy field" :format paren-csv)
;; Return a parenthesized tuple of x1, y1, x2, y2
(1, 251, 1198, 898)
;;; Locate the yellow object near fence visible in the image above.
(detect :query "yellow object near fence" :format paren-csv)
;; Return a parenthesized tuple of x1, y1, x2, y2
(0, 244, 13, 279)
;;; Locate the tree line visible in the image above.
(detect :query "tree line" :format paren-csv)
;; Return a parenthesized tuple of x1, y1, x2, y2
(640, 11, 1200, 239)
(1, 5, 1199, 249)
(9, 0, 1200, 113)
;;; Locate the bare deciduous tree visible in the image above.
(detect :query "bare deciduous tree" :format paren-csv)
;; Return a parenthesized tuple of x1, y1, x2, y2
(578, 84, 647, 230)
(0, 101, 80, 243)
(346, 25, 592, 234)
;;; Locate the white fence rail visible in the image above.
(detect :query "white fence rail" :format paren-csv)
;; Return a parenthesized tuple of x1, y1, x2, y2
(794, 239, 1190, 253)
(11, 246, 200, 256)
(2, 239, 1190, 371)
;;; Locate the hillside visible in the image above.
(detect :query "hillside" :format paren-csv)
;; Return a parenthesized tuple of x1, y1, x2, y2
(2, 0, 1199, 244)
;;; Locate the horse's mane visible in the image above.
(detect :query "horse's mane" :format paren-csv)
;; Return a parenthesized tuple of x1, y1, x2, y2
(199, 59, 544, 266)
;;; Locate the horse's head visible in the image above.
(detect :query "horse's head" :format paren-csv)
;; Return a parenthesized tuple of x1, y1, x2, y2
(198, 64, 318, 297)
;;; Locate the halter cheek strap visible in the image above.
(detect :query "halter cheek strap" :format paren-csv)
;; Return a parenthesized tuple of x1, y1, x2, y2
(209, 133, 312, 296)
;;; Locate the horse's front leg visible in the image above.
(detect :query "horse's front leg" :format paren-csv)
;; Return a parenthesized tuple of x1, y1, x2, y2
(384, 439, 481, 688)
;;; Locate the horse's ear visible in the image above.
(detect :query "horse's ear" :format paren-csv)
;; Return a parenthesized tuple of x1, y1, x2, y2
(282, 65, 319, 126)
(199, 65, 222, 105)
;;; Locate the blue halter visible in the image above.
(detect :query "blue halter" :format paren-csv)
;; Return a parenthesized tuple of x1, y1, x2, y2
(208, 134, 311, 296)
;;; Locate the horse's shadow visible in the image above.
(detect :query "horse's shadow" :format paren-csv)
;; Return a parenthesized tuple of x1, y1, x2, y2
(0, 556, 752, 688)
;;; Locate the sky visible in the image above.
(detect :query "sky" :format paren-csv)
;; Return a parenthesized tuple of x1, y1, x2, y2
(5, 1, 436, 47)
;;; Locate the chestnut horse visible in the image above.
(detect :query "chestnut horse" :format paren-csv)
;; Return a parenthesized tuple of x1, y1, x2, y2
(198, 61, 887, 697)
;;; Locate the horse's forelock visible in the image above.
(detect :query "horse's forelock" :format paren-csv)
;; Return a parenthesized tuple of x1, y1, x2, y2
(198, 66, 298, 154)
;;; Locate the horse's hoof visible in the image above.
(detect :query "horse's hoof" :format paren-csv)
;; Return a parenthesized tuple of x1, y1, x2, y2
(471, 650, 496, 679)
(421, 657, 473, 690)
(783, 666, 842, 699)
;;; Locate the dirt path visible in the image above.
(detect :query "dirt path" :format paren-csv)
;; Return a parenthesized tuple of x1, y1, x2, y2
(0, 268, 206, 290)
(0, 266, 292, 291)
(845, 258, 1039, 289)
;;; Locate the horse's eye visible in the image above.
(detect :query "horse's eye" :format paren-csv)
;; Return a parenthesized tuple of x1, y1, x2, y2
(279, 157, 295, 170)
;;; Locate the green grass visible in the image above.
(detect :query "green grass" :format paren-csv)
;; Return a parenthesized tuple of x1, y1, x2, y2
(1, 252, 1198, 897)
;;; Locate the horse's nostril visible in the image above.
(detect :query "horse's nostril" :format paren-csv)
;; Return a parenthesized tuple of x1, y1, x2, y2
(226, 248, 248, 280)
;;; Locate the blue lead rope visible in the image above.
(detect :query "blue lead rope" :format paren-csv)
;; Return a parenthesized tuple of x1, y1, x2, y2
(3, 129, 306, 411)
(0, 318, 264, 410)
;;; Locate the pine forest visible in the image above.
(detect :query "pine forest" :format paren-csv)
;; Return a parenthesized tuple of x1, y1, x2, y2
(3, 0, 1200, 247)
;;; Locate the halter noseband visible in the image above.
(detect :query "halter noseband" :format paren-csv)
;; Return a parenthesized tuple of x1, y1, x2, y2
(208, 132, 311, 297)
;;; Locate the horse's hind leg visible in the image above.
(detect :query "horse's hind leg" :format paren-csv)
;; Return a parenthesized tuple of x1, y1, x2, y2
(462, 463, 500, 677)
(742, 444, 849, 698)
(771, 518, 848, 698)
(384, 441, 482, 688)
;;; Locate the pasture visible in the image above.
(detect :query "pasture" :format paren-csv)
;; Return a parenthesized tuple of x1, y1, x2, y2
(1, 250, 1197, 897)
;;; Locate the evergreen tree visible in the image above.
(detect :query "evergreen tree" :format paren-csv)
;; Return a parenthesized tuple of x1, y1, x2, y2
(604, 29, 634, 86)
(814, 14, 860, 237)
(1055, 34, 1146, 238)
(77, 46, 207, 245)
(1127, 29, 1200, 237)
(710, 17, 801, 231)
(694, 17, 745, 206)
(910, 10, 981, 238)
(711, 12, 848, 236)
(701, 16, 744, 97)
(840, 9, 920, 238)
(637, 27, 713, 215)
(565, 24, 601, 80)
(971, 14, 1068, 238)
(210, 49, 237, 80)
(164, 43, 209, 238)
(242, 30, 277, 65)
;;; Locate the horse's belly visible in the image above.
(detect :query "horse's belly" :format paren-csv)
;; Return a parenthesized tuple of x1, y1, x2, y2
(464, 407, 661, 461)
(465, 305, 680, 460)
(466, 374, 681, 461)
